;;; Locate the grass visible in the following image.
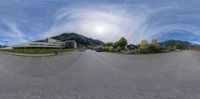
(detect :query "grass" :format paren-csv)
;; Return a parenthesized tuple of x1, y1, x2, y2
(0, 48, 78, 54)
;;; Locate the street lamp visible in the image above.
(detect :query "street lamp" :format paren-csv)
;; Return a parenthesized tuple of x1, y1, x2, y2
(0, 40, 8, 47)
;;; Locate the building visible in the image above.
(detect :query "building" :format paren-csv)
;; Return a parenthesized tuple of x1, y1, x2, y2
(14, 38, 77, 49)
(187, 45, 200, 50)
(126, 44, 137, 50)
(64, 40, 77, 48)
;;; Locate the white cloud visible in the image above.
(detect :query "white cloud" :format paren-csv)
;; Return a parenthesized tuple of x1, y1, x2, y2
(0, 20, 27, 43)
(42, 4, 152, 44)
(1, 0, 200, 45)
(42, 3, 182, 44)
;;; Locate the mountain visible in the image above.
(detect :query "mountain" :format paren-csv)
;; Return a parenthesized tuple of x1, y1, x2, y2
(159, 40, 192, 47)
(0, 45, 6, 48)
(38, 33, 104, 47)
(155, 30, 200, 44)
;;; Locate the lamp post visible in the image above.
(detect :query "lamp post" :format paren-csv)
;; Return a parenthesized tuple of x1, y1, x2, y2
(0, 40, 8, 47)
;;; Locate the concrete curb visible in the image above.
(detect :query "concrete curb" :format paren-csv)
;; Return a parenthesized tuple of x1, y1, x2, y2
(0, 51, 57, 57)
(0, 50, 78, 57)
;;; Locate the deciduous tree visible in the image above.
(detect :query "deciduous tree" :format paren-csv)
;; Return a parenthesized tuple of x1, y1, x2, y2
(152, 39, 160, 48)
(118, 37, 128, 49)
(138, 40, 149, 53)
(174, 42, 183, 49)
(150, 39, 161, 53)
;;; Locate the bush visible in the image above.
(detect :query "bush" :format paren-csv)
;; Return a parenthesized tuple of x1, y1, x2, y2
(95, 47, 105, 52)
(113, 42, 119, 48)
(114, 47, 122, 52)
(128, 50, 138, 54)
(54, 51, 59, 55)
(103, 46, 109, 51)
(149, 45, 161, 53)
(108, 46, 114, 52)
(138, 47, 150, 54)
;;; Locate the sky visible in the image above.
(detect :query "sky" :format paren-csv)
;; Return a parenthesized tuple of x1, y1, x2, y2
(0, 0, 200, 46)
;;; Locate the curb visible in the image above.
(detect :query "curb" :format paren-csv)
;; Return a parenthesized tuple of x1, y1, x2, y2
(0, 51, 57, 57)
(0, 50, 77, 57)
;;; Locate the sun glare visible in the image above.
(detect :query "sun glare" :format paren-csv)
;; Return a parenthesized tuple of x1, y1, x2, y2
(92, 22, 108, 36)
(95, 26, 105, 35)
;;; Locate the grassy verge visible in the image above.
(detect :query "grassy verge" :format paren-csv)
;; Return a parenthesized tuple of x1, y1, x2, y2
(0, 48, 78, 54)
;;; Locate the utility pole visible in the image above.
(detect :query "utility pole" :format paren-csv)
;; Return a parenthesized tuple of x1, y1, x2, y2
(5, 41, 8, 47)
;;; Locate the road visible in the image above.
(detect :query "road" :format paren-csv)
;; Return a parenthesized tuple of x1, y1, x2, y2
(0, 50, 200, 99)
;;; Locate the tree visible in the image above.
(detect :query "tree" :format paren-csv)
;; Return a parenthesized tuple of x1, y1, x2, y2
(151, 39, 160, 48)
(174, 42, 183, 50)
(113, 42, 119, 48)
(150, 39, 161, 53)
(114, 46, 122, 52)
(108, 46, 114, 52)
(138, 40, 149, 53)
(118, 37, 128, 49)
(104, 42, 114, 47)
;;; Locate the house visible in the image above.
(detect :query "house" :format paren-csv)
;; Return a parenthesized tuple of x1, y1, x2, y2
(13, 38, 77, 49)
(126, 44, 137, 50)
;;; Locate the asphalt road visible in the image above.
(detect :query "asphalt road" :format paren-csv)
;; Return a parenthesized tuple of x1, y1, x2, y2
(0, 50, 200, 99)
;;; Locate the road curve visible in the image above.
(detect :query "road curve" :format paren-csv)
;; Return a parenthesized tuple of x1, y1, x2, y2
(0, 50, 200, 99)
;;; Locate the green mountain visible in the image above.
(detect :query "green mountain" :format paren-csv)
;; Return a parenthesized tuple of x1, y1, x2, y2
(39, 33, 104, 47)
(159, 40, 192, 48)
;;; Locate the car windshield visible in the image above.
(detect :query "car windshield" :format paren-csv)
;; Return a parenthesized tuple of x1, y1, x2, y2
(0, 0, 200, 99)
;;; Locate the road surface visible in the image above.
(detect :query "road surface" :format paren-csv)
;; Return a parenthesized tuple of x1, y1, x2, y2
(0, 50, 200, 99)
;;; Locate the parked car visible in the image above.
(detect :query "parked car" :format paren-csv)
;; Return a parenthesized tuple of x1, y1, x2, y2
(79, 48, 86, 52)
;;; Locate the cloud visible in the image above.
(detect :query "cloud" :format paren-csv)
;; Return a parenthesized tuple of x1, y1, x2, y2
(1, 0, 200, 45)
(0, 20, 27, 44)
(42, 4, 151, 43)
(43, 3, 181, 44)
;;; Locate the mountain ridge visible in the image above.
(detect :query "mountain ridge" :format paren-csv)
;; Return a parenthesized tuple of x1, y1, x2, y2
(37, 33, 104, 47)
(159, 39, 193, 49)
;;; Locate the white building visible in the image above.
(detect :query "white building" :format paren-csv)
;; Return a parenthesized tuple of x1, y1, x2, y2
(14, 38, 77, 49)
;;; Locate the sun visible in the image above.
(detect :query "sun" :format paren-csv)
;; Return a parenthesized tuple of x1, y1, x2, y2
(89, 22, 109, 36)
(95, 26, 105, 35)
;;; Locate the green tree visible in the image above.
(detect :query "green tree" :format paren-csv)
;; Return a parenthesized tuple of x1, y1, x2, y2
(103, 46, 109, 51)
(174, 42, 183, 49)
(114, 47, 122, 52)
(138, 40, 149, 53)
(108, 46, 114, 52)
(113, 42, 119, 48)
(150, 39, 161, 53)
(151, 39, 160, 48)
(104, 42, 114, 47)
(118, 37, 128, 49)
